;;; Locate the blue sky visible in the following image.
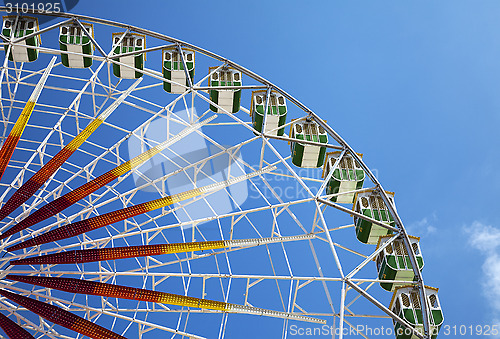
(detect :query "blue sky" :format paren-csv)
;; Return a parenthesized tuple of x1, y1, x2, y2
(2, 0, 499, 337)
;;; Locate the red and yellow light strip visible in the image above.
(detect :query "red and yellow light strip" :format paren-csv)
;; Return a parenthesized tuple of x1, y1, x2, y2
(0, 289, 125, 339)
(11, 241, 225, 265)
(0, 312, 35, 339)
(10, 234, 314, 265)
(0, 79, 142, 222)
(7, 166, 275, 252)
(0, 115, 216, 240)
(7, 275, 324, 324)
(0, 57, 56, 182)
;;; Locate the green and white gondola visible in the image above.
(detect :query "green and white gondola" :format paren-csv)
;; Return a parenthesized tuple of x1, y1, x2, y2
(112, 33, 145, 79)
(2, 16, 40, 63)
(59, 23, 93, 68)
(251, 90, 287, 136)
(390, 286, 444, 339)
(353, 189, 395, 244)
(209, 67, 241, 113)
(163, 47, 194, 94)
(376, 235, 424, 292)
(323, 152, 365, 203)
(290, 119, 328, 168)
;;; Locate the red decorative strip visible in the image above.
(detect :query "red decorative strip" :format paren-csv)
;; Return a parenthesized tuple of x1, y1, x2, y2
(11, 241, 226, 265)
(7, 197, 172, 252)
(0, 171, 119, 240)
(0, 312, 35, 339)
(0, 289, 126, 339)
(0, 147, 75, 222)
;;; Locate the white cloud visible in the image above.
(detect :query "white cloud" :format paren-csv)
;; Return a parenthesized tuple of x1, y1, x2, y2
(469, 221, 500, 252)
(407, 214, 437, 236)
(466, 221, 500, 336)
(482, 253, 500, 310)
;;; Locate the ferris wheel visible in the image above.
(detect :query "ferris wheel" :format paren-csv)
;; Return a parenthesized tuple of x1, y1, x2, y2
(0, 8, 444, 339)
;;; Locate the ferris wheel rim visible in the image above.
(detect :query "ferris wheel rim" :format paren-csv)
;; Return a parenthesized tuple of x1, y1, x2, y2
(0, 8, 439, 339)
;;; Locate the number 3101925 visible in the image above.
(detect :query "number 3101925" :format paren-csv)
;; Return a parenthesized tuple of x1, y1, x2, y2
(5, 2, 61, 14)
(443, 324, 499, 336)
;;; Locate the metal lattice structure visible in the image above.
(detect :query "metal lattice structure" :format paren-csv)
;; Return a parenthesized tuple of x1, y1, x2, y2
(0, 9, 442, 339)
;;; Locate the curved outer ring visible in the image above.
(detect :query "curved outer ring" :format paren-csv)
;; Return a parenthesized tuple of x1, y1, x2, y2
(0, 7, 432, 338)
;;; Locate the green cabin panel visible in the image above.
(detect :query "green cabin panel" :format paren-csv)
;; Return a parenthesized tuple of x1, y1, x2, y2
(252, 110, 264, 133)
(163, 51, 195, 93)
(59, 27, 93, 68)
(232, 90, 242, 113)
(290, 121, 328, 168)
(208, 68, 242, 113)
(324, 153, 365, 203)
(377, 238, 425, 291)
(354, 191, 395, 244)
(112, 37, 145, 79)
(291, 143, 305, 167)
(317, 146, 326, 167)
(251, 93, 287, 136)
(391, 288, 443, 339)
(355, 208, 393, 244)
(3, 24, 39, 62)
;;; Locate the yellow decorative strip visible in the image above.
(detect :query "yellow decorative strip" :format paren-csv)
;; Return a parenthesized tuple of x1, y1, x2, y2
(0, 116, 216, 240)
(9, 101, 35, 137)
(0, 57, 57, 181)
(0, 78, 142, 222)
(11, 234, 315, 265)
(8, 275, 325, 324)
